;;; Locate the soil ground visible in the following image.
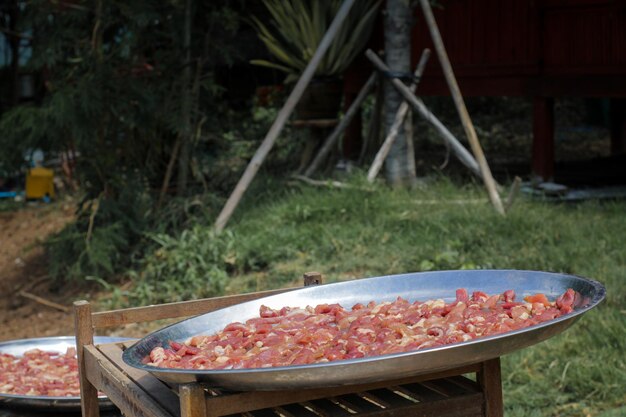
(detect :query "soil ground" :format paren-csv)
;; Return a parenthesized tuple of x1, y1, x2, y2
(0, 201, 79, 342)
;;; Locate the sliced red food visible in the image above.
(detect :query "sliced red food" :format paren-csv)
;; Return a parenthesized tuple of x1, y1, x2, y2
(145, 288, 581, 371)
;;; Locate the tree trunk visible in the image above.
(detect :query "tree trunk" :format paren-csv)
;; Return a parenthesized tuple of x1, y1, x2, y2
(383, 0, 416, 187)
(177, 0, 193, 196)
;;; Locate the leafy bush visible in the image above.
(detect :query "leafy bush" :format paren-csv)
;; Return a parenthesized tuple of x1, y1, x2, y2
(124, 227, 235, 305)
(46, 174, 152, 283)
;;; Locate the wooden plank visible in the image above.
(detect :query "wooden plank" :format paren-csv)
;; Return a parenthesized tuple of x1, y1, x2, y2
(400, 382, 447, 402)
(278, 403, 322, 417)
(97, 342, 180, 417)
(477, 358, 504, 417)
(91, 288, 292, 328)
(247, 408, 280, 417)
(83, 345, 175, 417)
(420, 378, 469, 397)
(334, 393, 383, 413)
(357, 392, 389, 409)
(74, 300, 100, 417)
(366, 388, 416, 408)
(342, 393, 483, 417)
(180, 384, 207, 417)
(333, 394, 380, 414)
(308, 398, 353, 416)
(203, 364, 481, 415)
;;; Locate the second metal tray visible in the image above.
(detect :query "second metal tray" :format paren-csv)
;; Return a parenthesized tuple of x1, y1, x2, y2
(0, 336, 130, 410)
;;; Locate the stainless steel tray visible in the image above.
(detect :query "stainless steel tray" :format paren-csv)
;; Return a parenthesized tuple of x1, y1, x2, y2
(123, 270, 605, 390)
(0, 336, 130, 410)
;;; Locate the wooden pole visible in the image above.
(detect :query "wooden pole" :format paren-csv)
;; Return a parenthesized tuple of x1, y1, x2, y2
(418, 0, 504, 215)
(304, 71, 378, 177)
(367, 49, 430, 182)
(365, 50, 482, 179)
(214, 0, 357, 233)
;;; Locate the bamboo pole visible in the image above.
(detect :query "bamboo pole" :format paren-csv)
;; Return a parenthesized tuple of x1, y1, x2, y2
(304, 71, 378, 177)
(418, 0, 504, 215)
(214, 0, 357, 233)
(367, 49, 430, 182)
(365, 50, 482, 179)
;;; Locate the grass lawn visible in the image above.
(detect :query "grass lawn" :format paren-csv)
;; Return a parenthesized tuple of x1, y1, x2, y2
(125, 175, 625, 417)
(222, 176, 625, 417)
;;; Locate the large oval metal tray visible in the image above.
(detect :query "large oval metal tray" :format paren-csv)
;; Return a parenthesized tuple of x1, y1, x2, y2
(0, 336, 130, 410)
(123, 270, 605, 390)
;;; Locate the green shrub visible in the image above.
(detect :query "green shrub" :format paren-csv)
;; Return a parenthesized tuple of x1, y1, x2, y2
(46, 174, 152, 283)
(125, 227, 235, 305)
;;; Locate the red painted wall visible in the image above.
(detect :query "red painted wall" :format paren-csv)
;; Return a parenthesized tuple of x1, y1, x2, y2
(346, 0, 626, 97)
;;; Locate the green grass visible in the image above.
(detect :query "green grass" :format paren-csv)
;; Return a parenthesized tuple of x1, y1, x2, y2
(126, 175, 626, 416)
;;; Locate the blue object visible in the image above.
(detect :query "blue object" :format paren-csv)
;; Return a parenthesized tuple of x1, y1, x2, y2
(0, 191, 17, 199)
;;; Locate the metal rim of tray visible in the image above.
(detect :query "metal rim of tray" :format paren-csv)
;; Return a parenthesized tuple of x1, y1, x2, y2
(0, 336, 132, 410)
(122, 269, 606, 390)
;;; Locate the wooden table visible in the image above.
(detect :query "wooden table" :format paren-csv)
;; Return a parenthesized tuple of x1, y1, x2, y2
(74, 276, 504, 417)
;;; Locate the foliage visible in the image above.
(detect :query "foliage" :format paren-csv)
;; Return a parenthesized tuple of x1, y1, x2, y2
(46, 174, 152, 282)
(0, 1, 255, 283)
(191, 95, 300, 194)
(124, 227, 235, 305)
(250, 0, 381, 83)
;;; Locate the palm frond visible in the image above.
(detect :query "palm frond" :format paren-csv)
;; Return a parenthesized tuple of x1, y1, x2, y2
(250, 0, 381, 80)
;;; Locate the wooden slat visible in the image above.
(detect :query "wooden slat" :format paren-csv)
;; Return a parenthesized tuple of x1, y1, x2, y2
(83, 345, 176, 417)
(97, 342, 180, 417)
(366, 388, 416, 408)
(91, 288, 293, 328)
(334, 393, 384, 413)
(246, 408, 280, 417)
(202, 365, 480, 415)
(445, 375, 480, 394)
(278, 403, 321, 417)
(308, 398, 353, 416)
(356, 394, 483, 417)
(421, 378, 468, 397)
(400, 382, 447, 402)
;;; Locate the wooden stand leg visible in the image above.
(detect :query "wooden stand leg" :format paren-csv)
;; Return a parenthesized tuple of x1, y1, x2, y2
(477, 358, 504, 417)
(180, 384, 207, 417)
(532, 97, 555, 182)
(303, 271, 323, 286)
(74, 300, 100, 417)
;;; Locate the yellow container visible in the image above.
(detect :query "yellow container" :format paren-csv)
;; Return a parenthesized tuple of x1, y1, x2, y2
(25, 167, 55, 199)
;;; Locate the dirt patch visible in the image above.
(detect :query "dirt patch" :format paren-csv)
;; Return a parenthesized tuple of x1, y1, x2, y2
(0, 201, 77, 342)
